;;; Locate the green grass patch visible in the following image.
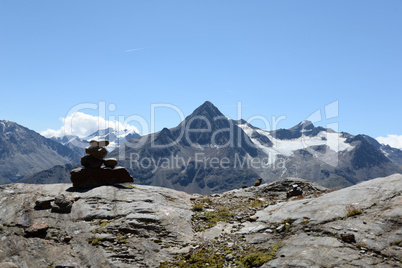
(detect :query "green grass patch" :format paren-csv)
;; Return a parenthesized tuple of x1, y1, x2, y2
(192, 204, 204, 212)
(345, 205, 362, 217)
(160, 243, 281, 268)
(88, 237, 104, 246)
(201, 198, 213, 204)
(121, 184, 137, 189)
(91, 227, 108, 234)
(204, 209, 234, 228)
(236, 245, 280, 268)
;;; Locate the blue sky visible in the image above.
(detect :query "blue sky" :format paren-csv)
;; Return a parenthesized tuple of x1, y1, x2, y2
(0, 1, 401, 147)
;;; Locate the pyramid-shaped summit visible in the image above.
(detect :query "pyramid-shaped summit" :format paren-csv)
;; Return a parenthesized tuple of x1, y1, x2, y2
(174, 101, 257, 154)
(109, 101, 259, 194)
(187, 101, 224, 120)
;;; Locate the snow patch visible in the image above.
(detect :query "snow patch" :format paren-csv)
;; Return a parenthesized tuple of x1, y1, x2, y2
(238, 124, 354, 166)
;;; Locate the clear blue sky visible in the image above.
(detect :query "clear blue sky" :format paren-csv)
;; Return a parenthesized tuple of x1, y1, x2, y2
(1, 1, 401, 145)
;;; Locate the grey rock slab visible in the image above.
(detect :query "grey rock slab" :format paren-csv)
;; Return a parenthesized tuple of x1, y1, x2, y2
(263, 233, 397, 268)
(237, 222, 270, 234)
(0, 183, 195, 268)
(256, 174, 402, 224)
(199, 222, 234, 240)
(321, 193, 402, 259)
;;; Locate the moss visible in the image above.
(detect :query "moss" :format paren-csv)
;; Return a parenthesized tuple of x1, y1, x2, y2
(122, 184, 137, 189)
(88, 237, 104, 246)
(301, 220, 310, 224)
(284, 219, 295, 224)
(345, 205, 362, 217)
(204, 209, 234, 228)
(0, 226, 3, 232)
(201, 198, 212, 204)
(91, 227, 108, 234)
(162, 244, 227, 267)
(391, 241, 401, 246)
(116, 233, 128, 244)
(357, 242, 367, 248)
(192, 204, 204, 212)
(161, 241, 281, 268)
(100, 221, 108, 226)
(236, 245, 280, 268)
(162, 243, 173, 248)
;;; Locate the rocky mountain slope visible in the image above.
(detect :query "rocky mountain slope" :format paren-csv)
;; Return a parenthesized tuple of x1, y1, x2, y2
(0, 174, 400, 267)
(109, 101, 259, 194)
(108, 101, 401, 193)
(0, 120, 81, 184)
(5, 101, 401, 194)
(238, 120, 402, 188)
(18, 164, 80, 184)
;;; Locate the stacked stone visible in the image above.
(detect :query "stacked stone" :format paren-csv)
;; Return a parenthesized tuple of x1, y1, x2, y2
(81, 140, 118, 169)
(70, 139, 133, 189)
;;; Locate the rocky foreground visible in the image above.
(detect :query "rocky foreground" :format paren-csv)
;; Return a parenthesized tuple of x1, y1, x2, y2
(0, 175, 401, 268)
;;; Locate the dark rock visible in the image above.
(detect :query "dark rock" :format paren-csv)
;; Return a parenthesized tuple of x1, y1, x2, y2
(51, 194, 73, 213)
(55, 263, 79, 268)
(341, 233, 356, 243)
(16, 209, 32, 227)
(89, 139, 109, 147)
(62, 236, 72, 243)
(70, 167, 134, 189)
(85, 146, 107, 160)
(34, 197, 54, 210)
(104, 158, 118, 169)
(24, 221, 49, 238)
(286, 185, 303, 198)
(81, 155, 103, 168)
(254, 178, 263, 187)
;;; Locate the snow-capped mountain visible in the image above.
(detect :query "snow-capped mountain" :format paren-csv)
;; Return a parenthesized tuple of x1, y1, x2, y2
(8, 101, 402, 194)
(106, 101, 401, 193)
(84, 127, 140, 152)
(238, 120, 354, 167)
(237, 120, 401, 188)
(50, 127, 140, 154)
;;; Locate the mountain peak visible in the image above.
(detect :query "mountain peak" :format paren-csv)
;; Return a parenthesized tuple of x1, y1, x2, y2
(189, 101, 224, 119)
(292, 120, 314, 130)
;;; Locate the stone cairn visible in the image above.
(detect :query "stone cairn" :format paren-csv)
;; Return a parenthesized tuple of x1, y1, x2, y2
(70, 140, 133, 188)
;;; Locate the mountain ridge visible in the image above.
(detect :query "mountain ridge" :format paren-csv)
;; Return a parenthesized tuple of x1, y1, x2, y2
(2, 101, 401, 193)
(49, 127, 140, 155)
(0, 120, 81, 184)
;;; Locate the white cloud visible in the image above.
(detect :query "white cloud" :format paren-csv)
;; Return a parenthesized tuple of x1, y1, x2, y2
(376, 135, 402, 149)
(40, 112, 138, 139)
